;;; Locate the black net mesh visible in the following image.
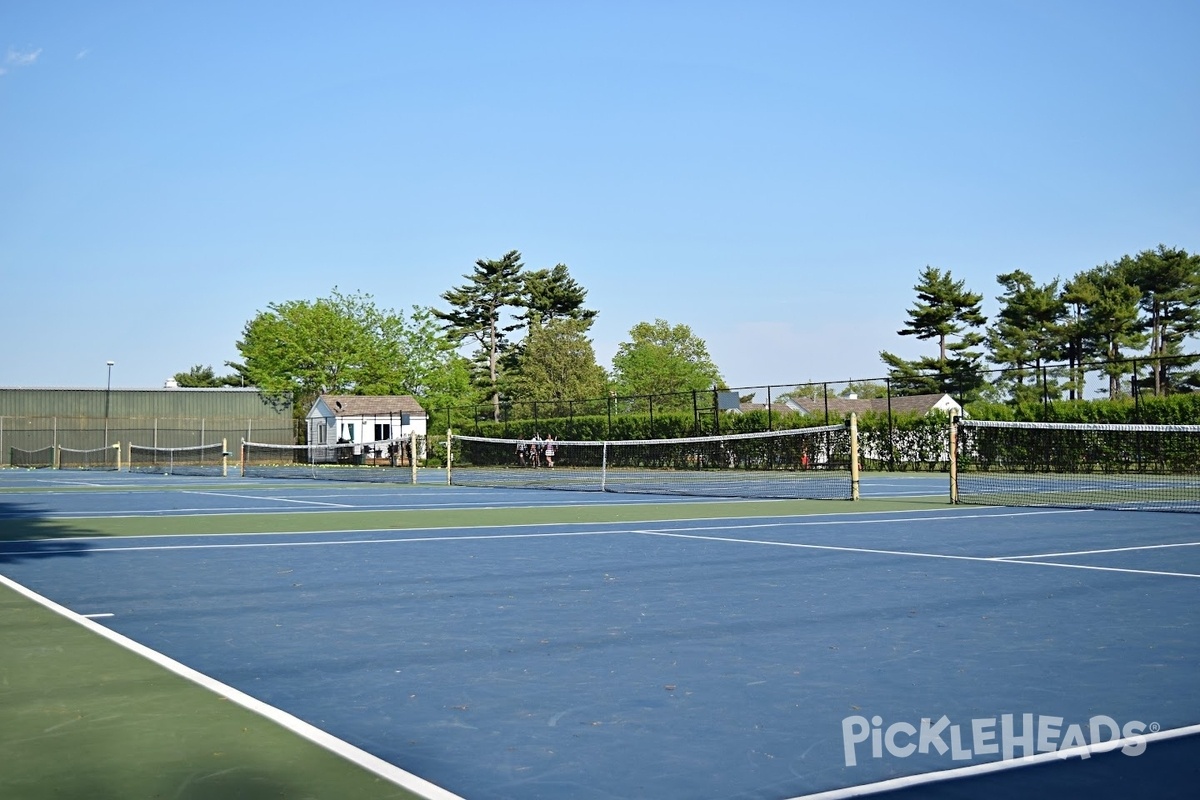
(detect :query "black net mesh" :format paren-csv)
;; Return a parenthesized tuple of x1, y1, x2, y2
(450, 425, 853, 500)
(954, 419, 1200, 513)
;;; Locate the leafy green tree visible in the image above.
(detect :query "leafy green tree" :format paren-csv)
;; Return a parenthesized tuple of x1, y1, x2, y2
(839, 381, 889, 399)
(433, 251, 525, 421)
(231, 289, 374, 407)
(509, 317, 609, 413)
(172, 364, 243, 388)
(987, 270, 1067, 403)
(1126, 245, 1200, 394)
(230, 289, 461, 416)
(610, 319, 723, 410)
(880, 267, 988, 398)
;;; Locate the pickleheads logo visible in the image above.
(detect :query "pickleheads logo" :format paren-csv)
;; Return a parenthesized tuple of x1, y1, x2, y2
(842, 713, 1155, 767)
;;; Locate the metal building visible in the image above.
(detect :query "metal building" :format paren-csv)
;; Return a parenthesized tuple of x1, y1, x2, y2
(1, 387, 294, 465)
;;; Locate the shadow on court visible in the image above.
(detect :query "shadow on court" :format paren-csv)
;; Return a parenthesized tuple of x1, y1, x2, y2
(0, 499, 102, 561)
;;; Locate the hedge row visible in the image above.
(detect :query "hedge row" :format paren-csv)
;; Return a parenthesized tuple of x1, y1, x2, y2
(965, 393, 1200, 425)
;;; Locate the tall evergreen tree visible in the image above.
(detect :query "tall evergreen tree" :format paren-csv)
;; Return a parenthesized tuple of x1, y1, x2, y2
(987, 270, 1067, 404)
(1059, 275, 1097, 400)
(433, 251, 525, 421)
(501, 262, 599, 393)
(1126, 245, 1200, 394)
(519, 263, 597, 333)
(1066, 261, 1147, 398)
(879, 267, 988, 398)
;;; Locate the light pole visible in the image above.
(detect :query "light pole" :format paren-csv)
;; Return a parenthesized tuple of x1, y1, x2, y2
(105, 361, 114, 447)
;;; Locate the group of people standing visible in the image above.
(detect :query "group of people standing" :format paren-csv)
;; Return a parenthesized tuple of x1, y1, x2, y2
(516, 434, 557, 467)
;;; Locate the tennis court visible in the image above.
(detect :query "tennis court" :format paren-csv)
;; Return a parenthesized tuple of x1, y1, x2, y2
(2, 448, 1198, 798)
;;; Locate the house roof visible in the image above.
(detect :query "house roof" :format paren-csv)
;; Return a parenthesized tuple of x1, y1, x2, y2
(790, 393, 959, 416)
(737, 401, 798, 415)
(315, 394, 427, 417)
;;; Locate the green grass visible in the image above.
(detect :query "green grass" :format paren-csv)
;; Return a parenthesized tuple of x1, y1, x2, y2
(0, 580, 428, 800)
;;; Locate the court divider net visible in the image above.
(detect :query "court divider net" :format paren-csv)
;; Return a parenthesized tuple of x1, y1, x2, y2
(9, 445, 56, 469)
(241, 437, 420, 484)
(129, 441, 228, 476)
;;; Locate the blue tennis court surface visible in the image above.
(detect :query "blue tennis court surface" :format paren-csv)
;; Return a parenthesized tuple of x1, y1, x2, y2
(1, 473, 1197, 799)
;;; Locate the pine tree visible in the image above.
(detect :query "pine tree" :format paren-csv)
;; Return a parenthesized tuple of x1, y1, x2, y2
(1066, 261, 1147, 398)
(1126, 245, 1200, 394)
(433, 251, 525, 421)
(987, 270, 1067, 404)
(879, 267, 988, 399)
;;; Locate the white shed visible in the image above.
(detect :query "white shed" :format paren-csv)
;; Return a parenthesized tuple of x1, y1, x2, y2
(306, 394, 428, 449)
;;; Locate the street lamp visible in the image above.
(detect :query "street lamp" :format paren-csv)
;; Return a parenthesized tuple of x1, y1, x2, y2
(105, 361, 115, 447)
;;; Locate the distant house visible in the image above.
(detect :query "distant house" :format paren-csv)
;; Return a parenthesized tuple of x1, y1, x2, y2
(737, 400, 803, 416)
(306, 395, 428, 448)
(777, 393, 964, 419)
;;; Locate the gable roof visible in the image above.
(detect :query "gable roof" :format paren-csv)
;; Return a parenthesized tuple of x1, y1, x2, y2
(314, 394, 427, 417)
(789, 393, 959, 417)
(737, 401, 798, 415)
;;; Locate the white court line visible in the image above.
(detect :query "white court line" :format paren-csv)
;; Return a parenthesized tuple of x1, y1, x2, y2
(1002, 541, 1200, 560)
(0, 529, 624, 556)
(786, 722, 1200, 800)
(0, 573, 464, 800)
(631, 528, 1200, 579)
(989, 558, 1200, 579)
(34, 479, 112, 488)
(182, 490, 355, 508)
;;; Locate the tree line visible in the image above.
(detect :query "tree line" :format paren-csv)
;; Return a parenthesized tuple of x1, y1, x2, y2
(176, 251, 722, 420)
(174, 244, 1199, 419)
(879, 244, 1200, 403)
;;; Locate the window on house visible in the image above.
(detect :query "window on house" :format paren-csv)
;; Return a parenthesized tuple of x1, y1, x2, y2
(374, 423, 390, 441)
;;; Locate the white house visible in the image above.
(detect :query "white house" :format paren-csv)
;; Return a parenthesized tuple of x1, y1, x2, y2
(306, 395, 428, 450)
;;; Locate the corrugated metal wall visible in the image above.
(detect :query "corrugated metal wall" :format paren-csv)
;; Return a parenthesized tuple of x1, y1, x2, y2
(0, 388, 295, 464)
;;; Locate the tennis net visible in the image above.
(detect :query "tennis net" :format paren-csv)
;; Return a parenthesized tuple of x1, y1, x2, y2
(10, 446, 55, 468)
(58, 444, 121, 471)
(952, 419, 1200, 513)
(241, 437, 419, 483)
(130, 442, 228, 476)
(448, 424, 854, 500)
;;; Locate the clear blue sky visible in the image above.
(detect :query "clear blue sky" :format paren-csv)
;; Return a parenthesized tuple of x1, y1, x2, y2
(3, 1, 1197, 393)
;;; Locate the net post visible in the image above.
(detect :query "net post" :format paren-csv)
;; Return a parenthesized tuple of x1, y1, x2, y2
(239, 438, 247, 478)
(849, 413, 860, 501)
(222, 437, 228, 478)
(948, 415, 959, 504)
(53, 445, 61, 470)
(113, 442, 122, 472)
(445, 428, 452, 486)
(410, 432, 418, 484)
(601, 441, 609, 492)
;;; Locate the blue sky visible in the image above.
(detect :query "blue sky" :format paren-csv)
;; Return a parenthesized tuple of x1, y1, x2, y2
(2, 1, 1197, 394)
